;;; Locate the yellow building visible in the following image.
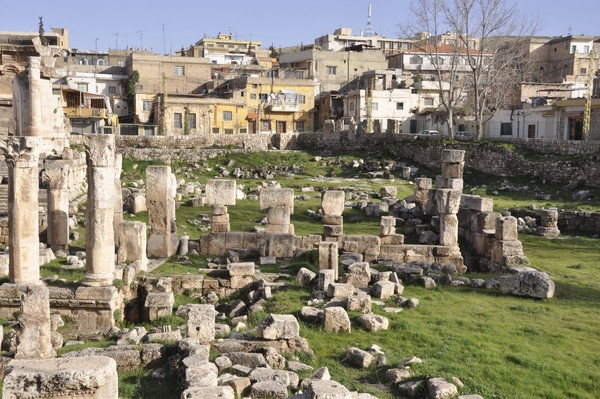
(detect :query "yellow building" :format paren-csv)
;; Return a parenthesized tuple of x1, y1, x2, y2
(213, 76, 314, 133)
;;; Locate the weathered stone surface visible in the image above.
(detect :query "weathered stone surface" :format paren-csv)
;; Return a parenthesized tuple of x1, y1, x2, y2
(496, 216, 518, 241)
(229, 262, 255, 277)
(224, 352, 268, 368)
(205, 179, 237, 206)
(267, 206, 291, 225)
(427, 377, 458, 399)
(321, 191, 345, 216)
(372, 280, 395, 299)
(181, 386, 235, 399)
(300, 306, 324, 324)
(436, 189, 462, 214)
(249, 367, 299, 388)
(345, 347, 373, 368)
(323, 307, 351, 333)
(297, 267, 317, 286)
(15, 284, 55, 359)
(3, 356, 118, 399)
(260, 188, 295, 213)
(380, 186, 398, 198)
(258, 314, 300, 340)
(319, 242, 339, 279)
(249, 380, 288, 399)
(487, 270, 555, 299)
(318, 269, 336, 292)
(398, 380, 426, 398)
(146, 165, 178, 258)
(347, 296, 372, 314)
(117, 221, 148, 271)
(439, 214, 459, 246)
(357, 313, 389, 332)
(327, 283, 355, 298)
(187, 304, 216, 342)
(306, 380, 352, 399)
(386, 368, 414, 384)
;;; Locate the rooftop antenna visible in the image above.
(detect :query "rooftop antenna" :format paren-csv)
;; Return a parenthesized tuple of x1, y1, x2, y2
(136, 30, 146, 49)
(364, 4, 376, 37)
(112, 33, 119, 49)
(162, 24, 167, 55)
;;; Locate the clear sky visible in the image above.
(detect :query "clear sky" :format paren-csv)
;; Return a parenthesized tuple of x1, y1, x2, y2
(1, 0, 599, 54)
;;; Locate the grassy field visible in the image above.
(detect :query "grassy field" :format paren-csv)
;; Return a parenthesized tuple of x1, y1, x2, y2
(48, 149, 600, 398)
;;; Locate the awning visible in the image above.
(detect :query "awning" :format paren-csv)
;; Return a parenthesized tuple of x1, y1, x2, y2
(561, 111, 583, 118)
(246, 112, 257, 120)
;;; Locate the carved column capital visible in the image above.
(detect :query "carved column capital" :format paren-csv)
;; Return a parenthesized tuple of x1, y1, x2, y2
(83, 134, 115, 168)
(44, 160, 70, 190)
(0, 136, 41, 168)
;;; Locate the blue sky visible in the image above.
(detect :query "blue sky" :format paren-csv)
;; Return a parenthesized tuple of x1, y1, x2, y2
(1, 0, 598, 53)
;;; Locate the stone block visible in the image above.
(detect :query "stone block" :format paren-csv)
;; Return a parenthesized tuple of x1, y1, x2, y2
(323, 307, 351, 333)
(306, 380, 351, 399)
(347, 296, 372, 314)
(187, 304, 216, 343)
(117, 221, 148, 271)
(380, 186, 398, 198)
(260, 188, 294, 213)
(357, 313, 389, 332)
(439, 214, 459, 246)
(211, 204, 228, 216)
(297, 268, 317, 286)
(229, 262, 256, 277)
(126, 191, 147, 214)
(442, 161, 465, 180)
(441, 149, 465, 163)
(267, 206, 291, 225)
(487, 270, 555, 299)
(380, 225, 396, 236)
(380, 234, 405, 245)
(3, 356, 118, 399)
(415, 178, 432, 190)
(319, 242, 339, 279)
(346, 347, 374, 368)
(321, 191, 345, 216)
(205, 179, 237, 206)
(477, 212, 500, 231)
(181, 386, 235, 399)
(265, 224, 291, 234)
(446, 178, 464, 191)
(16, 284, 55, 359)
(373, 281, 395, 299)
(327, 283, 355, 298)
(496, 216, 518, 241)
(342, 240, 359, 253)
(380, 216, 396, 227)
(211, 223, 231, 233)
(461, 195, 493, 212)
(318, 269, 336, 292)
(249, 380, 288, 399)
(210, 213, 230, 224)
(323, 215, 343, 225)
(436, 189, 462, 214)
(427, 378, 458, 399)
(258, 314, 300, 340)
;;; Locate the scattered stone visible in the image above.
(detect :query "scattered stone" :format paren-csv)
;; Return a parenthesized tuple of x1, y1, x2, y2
(386, 368, 414, 384)
(345, 347, 374, 368)
(249, 380, 288, 399)
(427, 377, 458, 399)
(357, 313, 389, 332)
(258, 314, 300, 340)
(487, 269, 555, 299)
(323, 307, 351, 333)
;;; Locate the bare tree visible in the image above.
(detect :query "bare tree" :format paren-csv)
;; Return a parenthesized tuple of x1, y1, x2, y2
(401, 0, 467, 137)
(443, 0, 538, 139)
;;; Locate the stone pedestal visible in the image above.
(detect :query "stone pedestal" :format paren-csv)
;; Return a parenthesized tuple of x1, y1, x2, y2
(117, 221, 148, 272)
(83, 135, 116, 286)
(4, 137, 41, 283)
(537, 208, 560, 237)
(318, 242, 339, 280)
(322, 190, 345, 238)
(146, 165, 178, 257)
(3, 356, 118, 399)
(206, 179, 236, 233)
(13, 283, 55, 359)
(45, 159, 70, 251)
(260, 188, 295, 235)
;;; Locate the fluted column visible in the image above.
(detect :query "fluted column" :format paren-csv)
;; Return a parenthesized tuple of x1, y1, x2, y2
(83, 135, 115, 286)
(3, 137, 41, 283)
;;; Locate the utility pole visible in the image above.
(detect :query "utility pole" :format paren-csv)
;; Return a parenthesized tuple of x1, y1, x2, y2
(136, 30, 146, 50)
(162, 24, 167, 55)
(112, 33, 119, 50)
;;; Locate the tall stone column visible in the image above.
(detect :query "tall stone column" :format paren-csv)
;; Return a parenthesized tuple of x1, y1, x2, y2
(146, 166, 178, 258)
(113, 154, 124, 247)
(44, 159, 70, 252)
(3, 137, 41, 284)
(83, 135, 115, 286)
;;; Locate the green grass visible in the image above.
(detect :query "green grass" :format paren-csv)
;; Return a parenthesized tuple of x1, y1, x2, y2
(40, 258, 85, 284)
(257, 234, 600, 399)
(119, 368, 180, 399)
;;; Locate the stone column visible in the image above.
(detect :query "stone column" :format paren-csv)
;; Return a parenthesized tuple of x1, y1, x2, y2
(318, 241, 339, 280)
(321, 190, 345, 239)
(113, 154, 124, 248)
(44, 159, 70, 252)
(3, 137, 41, 284)
(83, 135, 115, 286)
(537, 208, 560, 237)
(205, 179, 236, 233)
(146, 166, 178, 258)
(259, 188, 295, 235)
(436, 150, 465, 248)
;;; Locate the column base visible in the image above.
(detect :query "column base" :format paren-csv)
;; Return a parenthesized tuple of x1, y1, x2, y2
(82, 272, 115, 287)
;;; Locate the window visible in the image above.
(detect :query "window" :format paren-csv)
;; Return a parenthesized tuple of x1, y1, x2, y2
(108, 86, 117, 94)
(250, 94, 257, 99)
(77, 83, 88, 92)
(580, 68, 587, 75)
(188, 113, 196, 129)
(97, 59, 105, 66)
(327, 66, 337, 75)
(225, 129, 234, 134)
(223, 111, 233, 121)
(584, 45, 590, 53)
(240, 128, 248, 133)
(424, 98, 434, 106)
(174, 113, 183, 129)
(500, 123, 512, 136)
(252, 84, 258, 88)
(295, 121, 305, 132)
(349, 102, 354, 111)
(212, 127, 220, 133)
(136, 84, 144, 91)
(259, 93, 268, 102)
(175, 66, 185, 76)
(298, 95, 306, 104)
(396, 102, 404, 110)
(372, 102, 378, 110)
(261, 120, 271, 131)
(142, 100, 152, 112)
(117, 60, 125, 67)
(571, 45, 577, 53)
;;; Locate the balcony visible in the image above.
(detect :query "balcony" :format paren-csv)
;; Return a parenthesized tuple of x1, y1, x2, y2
(266, 92, 301, 112)
(64, 107, 108, 119)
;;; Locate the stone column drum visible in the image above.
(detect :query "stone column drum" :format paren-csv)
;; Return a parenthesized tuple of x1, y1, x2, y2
(44, 159, 70, 251)
(113, 154, 124, 247)
(83, 135, 116, 286)
(3, 137, 41, 284)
